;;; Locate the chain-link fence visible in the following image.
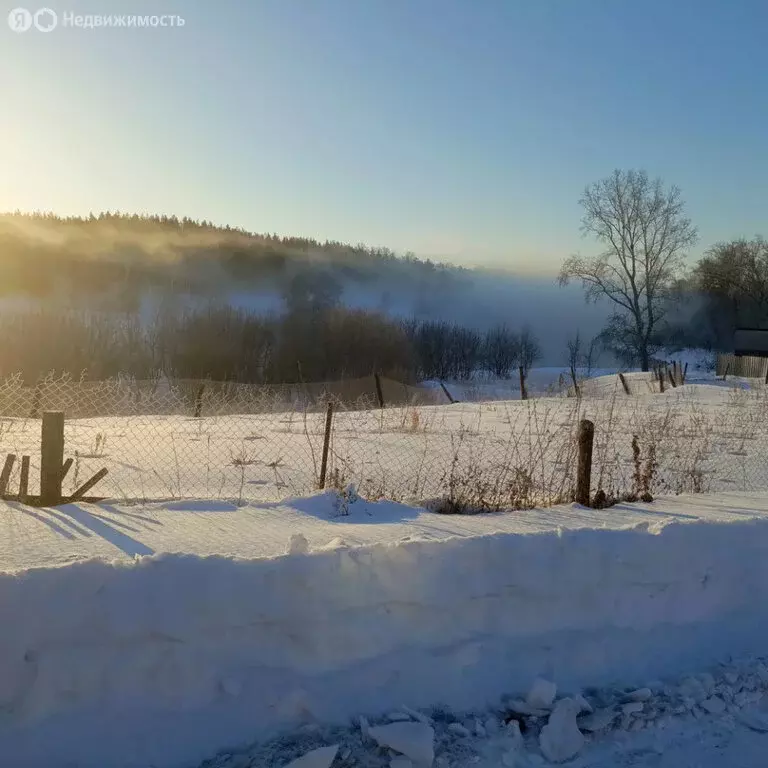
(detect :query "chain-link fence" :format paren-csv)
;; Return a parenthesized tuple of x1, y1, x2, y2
(1, 371, 768, 509)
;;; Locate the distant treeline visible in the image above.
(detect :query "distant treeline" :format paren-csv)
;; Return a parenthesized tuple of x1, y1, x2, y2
(0, 211, 464, 309)
(0, 306, 541, 385)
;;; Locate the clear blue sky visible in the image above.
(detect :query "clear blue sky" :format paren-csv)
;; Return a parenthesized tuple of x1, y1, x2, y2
(1, 0, 766, 272)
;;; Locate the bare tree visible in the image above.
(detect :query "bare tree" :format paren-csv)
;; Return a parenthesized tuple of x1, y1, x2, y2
(583, 334, 600, 377)
(566, 332, 602, 395)
(519, 326, 541, 375)
(566, 332, 582, 395)
(483, 324, 519, 378)
(559, 170, 697, 371)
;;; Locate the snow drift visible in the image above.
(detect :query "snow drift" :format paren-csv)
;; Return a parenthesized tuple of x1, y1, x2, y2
(3, 508, 768, 767)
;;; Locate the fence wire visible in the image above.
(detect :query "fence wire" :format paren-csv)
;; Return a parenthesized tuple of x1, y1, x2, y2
(0, 371, 767, 509)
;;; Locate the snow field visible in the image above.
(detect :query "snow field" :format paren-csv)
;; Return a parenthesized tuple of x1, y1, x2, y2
(4, 496, 768, 767)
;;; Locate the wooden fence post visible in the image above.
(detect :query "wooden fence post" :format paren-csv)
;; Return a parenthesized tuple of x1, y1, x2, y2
(667, 368, 677, 388)
(723, 363, 730, 382)
(519, 366, 528, 401)
(0, 454, 16, 497)
(41, 411, 65, 506)
(374, 373, 385, 409)
(194, 383, 206, 418)
(618, 373, 631, 395)
(318, 401, 334, 489)
(18, 455, 30, 503)
(576, 419, 594, 506)
(658, 367, 665, 393)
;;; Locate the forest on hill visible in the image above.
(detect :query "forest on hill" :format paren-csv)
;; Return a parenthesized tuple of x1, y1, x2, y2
(0, 211, 763, 383)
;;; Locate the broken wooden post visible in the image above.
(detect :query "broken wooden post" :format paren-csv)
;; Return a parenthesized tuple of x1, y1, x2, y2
(318, 401, 334, 489)
(69, 468, 109, 502)
(658, 368, 665, 393)
(18, 455, 30, 503)
(618, 373, 631, 395)
(60, 457, 73, 484)
(519, 366, 528, 401)
(0, 454, 16, 497)
(41, 411, 65, 506)
(374, 373, 385, 409)
(576, 419, 594, 507)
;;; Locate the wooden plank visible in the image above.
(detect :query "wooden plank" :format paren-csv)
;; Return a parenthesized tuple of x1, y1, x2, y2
(0, 454, 17, 496)
(2, 494, 106, 506)
(18, 455, 30, 502)
(60, 457, 73, 483)
(41, 411, 65, 506)
(69, 467, 108, 502)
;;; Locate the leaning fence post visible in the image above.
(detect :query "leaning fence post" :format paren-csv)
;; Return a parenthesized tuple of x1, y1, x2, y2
(618, 373, 631, 395)
(519, 366, 528, 401)
(41, 411, 65, 506)
(318, 401, 334, 489)
(682, 362, 688, 384)
(576, 419, 594, 507)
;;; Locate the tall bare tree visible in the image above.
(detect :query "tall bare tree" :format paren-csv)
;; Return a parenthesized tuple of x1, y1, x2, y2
(559, 170, 697, 371)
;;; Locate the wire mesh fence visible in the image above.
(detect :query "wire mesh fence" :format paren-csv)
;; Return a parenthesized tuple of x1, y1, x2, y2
(0, 371, 768, 509)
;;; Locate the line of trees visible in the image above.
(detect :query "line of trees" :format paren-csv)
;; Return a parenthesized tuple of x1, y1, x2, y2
(0, 305, 541, 385)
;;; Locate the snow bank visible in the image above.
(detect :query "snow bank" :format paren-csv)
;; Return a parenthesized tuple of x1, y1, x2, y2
(4, 512, 768, 767)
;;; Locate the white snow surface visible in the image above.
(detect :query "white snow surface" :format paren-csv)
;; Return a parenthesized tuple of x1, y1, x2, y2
(3, 492, 768, 766)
